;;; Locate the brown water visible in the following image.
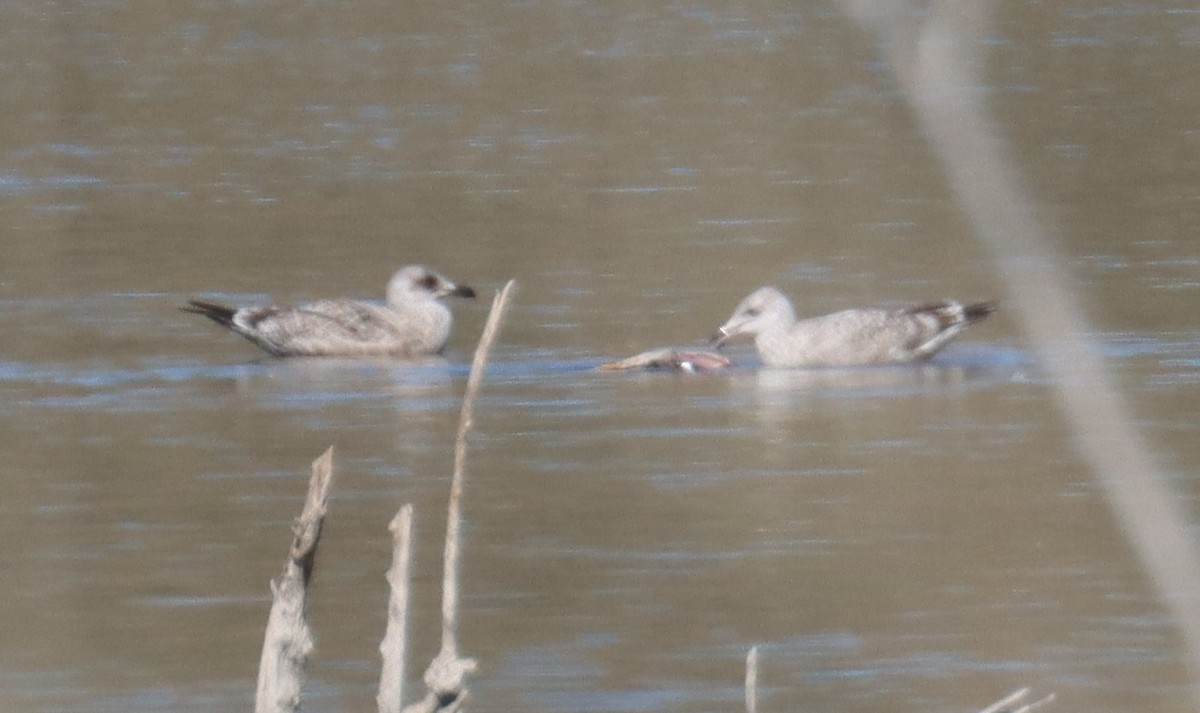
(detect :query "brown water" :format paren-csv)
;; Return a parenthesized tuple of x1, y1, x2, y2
(2, 1, 1199, 712)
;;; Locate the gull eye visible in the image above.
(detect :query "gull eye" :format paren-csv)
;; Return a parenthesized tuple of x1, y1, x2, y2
(419, 274, 440, 291)
(744, 307, 761, 317)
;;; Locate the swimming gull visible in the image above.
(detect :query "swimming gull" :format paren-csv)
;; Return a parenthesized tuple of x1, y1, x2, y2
(182, 265, 476, 357)
(710, 286, 994, 367)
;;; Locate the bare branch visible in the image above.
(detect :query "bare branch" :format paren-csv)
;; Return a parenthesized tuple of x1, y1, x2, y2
(440, 279, 516, 659)
(378, 504, 415, 713)
(255, 447, 336, 713)
(744, 646, 758, 713)
(403, 279, 515, 713)
(978, 687, 1056, 713)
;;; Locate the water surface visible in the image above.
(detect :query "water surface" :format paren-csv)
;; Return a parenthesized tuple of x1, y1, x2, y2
(1, 2, 1198, 712)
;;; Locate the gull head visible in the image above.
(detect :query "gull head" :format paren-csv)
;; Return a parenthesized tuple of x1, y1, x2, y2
(710, 286, 795, 348)
(387, 265, 476, 306)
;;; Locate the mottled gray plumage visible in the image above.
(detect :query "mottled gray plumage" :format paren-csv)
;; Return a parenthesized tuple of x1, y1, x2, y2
(183, 265, 475, 357)
(710, 286, 993, 367)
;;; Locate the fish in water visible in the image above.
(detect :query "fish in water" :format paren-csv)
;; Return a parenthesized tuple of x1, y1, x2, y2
(710, 286, 994, 368)
(182, 265, 476, 357)
(597, 348, 733, 373)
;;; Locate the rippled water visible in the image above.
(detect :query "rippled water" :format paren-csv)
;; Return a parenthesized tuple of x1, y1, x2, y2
(2, 2, 1199, 713)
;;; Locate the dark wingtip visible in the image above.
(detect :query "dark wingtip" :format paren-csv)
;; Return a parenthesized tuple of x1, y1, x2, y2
(965, 301, 996, 323)
(181, 299, 238, 327)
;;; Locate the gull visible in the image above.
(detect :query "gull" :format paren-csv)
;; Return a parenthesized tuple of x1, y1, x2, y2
(182, 265, 476, 357)
(710, 286, 994, 367)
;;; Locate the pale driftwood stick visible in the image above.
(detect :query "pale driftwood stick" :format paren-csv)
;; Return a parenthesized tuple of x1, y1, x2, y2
(444, 279, 515, 653)
(744, 646, 758, 713)
(977, 687, 1055, 713)
(255, 447, 336, 713)
(377, 504, 415, 713)
(1011, 693, 1056, 713)
(1005, 691, 1055, 713)
(403, 279, 516, 713)
(978, 688, 1029, 713)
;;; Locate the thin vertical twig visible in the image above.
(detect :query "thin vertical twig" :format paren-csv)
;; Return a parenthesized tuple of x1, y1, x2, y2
(378, 504, 415, 713)
(443, 278, 516, 657)
(255, 446, 336, 713)
(404, 279, 517, 713)
(744, 646, 758, 713)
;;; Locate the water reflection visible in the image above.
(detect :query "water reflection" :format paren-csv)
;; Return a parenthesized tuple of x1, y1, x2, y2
(747, 359, 1004, 398)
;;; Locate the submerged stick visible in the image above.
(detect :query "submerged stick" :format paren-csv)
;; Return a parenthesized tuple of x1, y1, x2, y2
(377, 504, 415, 713)
(255, 447, 336, 713)
(404, 279, 517, 713)
(744, 646, 758, 713)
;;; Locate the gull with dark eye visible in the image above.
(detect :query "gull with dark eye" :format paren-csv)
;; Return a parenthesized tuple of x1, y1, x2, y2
(182, 265, 476, 357)
(710, 286, 994, 368)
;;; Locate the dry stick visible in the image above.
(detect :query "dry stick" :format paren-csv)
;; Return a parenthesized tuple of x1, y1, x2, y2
(744, 646, 758, 713)
(978, 687, 1056, 713)
(404, 279, 517, 713)
(255, 447, 336, 713)
(1011, 692, 1056, 713)
(978, 688, 1029, 713)
(378, 504, 415, 713)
